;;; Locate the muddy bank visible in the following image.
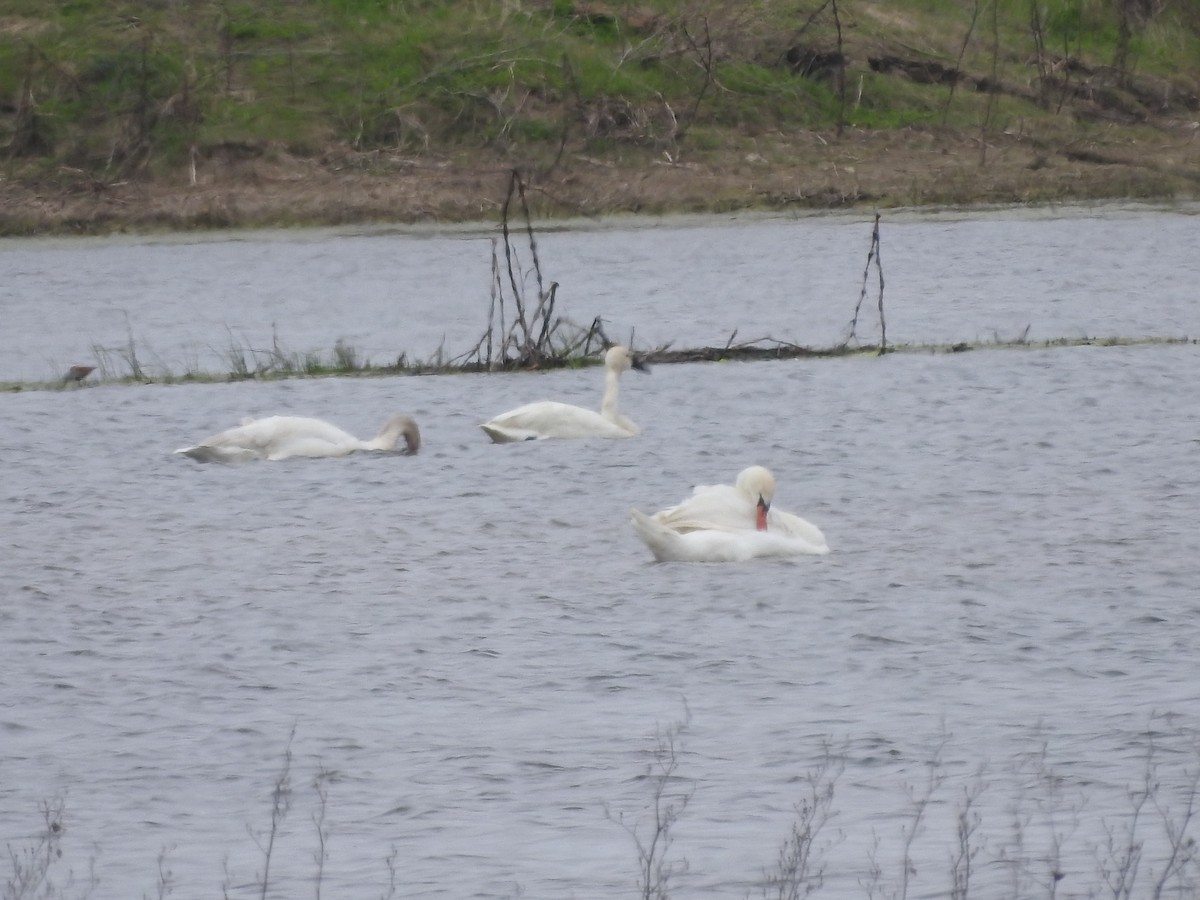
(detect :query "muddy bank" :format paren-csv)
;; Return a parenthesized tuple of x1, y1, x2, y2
(3, 125, 1199, 235)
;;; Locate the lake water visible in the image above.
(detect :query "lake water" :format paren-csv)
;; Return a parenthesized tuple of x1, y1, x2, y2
(3, 203, 1200, 900)
(3, 203, 1198, 383)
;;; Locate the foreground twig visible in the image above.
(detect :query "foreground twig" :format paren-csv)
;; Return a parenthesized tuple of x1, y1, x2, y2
(900, 740, 945, 900)
(608, 718, 694, 900)
(761, 744, 844, 900)
(251, 730, 294, 900)
(3, 798, 67, 900)
(949, 769, 986, 900)
(313, 768, 332, 900)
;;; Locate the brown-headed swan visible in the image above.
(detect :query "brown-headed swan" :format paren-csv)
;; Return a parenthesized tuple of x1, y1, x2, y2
(630, 466, 829, 562)
(175, 414, 420, 463)
(480, 345, 648, 443)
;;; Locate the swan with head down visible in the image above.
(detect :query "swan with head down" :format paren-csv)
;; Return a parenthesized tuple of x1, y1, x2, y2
(630, 466, 829, 562)
(175, 414, 420, 463)
(480, 345, 648, 443)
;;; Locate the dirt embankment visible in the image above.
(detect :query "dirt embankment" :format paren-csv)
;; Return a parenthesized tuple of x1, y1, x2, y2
(4, 113, 1198, 235)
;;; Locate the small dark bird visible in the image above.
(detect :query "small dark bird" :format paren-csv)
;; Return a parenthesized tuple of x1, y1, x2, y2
(62, 365, 96, 385)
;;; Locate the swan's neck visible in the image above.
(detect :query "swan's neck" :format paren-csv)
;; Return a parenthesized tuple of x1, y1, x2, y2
(600, 367, 622, 420)
(366, 417, 420, 454)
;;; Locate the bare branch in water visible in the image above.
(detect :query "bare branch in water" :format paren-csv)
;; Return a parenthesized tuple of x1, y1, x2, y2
(464, 173, 613, 371)
(845, 213, 887, 354)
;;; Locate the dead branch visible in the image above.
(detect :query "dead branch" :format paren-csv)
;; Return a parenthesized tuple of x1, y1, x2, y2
(845, 213, 887, 354)
(464, 181, 609, 370)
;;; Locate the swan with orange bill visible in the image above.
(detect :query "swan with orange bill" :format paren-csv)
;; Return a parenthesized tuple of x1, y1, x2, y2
(629, 466, 829, 562)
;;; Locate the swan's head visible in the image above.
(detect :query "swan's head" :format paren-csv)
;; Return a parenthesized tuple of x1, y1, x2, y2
(380, 415, 421, 455)
(736, 466, 776, 531)
(605, 345, 649, 374)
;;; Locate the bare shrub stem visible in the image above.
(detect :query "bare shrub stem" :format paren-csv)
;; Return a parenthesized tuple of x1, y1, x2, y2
(312, 769, 332, 900)
(251, 731, 294, 900)
(949, 769, 986, 900)
(608, 718, 694, 900)
(899, 742, 945, 900)
(761, 743, 845, 900)
(3, 797, 66, 900)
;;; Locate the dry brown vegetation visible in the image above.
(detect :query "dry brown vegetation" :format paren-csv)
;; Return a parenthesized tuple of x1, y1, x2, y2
(4, 123, 1199, 235)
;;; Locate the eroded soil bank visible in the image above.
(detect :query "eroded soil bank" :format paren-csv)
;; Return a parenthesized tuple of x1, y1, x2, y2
(3, 123, 1198, 235)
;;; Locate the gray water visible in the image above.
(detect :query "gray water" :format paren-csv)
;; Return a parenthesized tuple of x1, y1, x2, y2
(3, 203, 1198, 383)
(3, 204, 1200, 900)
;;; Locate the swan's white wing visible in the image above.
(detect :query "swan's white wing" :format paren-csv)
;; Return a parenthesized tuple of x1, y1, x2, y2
(631, 508, 827, 562)
(651, 484, 755, 533)
(652, 483, 829, 549)
(253, 417, 362, 459)
(480, 401, 632, 442)
(631, 509, 751, 562)
(175, 418, 274, 462)
(176, 416, 359, 462)
(769, 509, 830, 553)
(264, 436, 357, 460)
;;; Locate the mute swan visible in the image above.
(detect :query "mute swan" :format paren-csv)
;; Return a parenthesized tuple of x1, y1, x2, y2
(630, 466, 829, 562)
(480, 345, 648, 443)
(175, 414, 420, 463)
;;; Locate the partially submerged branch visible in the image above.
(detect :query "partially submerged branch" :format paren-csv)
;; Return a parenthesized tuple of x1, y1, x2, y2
(845, 212, 887, 354)
(462, 168, 608, 370)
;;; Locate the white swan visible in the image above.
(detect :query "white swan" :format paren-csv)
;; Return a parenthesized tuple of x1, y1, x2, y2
(175, 414, 420, 463)
(480, 345, 648, 443)
(630, 466, 829, 562)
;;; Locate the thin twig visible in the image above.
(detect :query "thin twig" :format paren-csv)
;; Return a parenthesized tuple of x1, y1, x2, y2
(846, 213, 886, 353)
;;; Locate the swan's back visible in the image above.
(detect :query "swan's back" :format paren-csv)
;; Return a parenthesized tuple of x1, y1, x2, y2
(175, 417, 284, 462)
(630, 508, 826, 562)
(651, 483, 753, 533)
(176, 415, 400, 462)
(481, 400, 634, 443)
(224, 416, 358, 459)
(175, 412, 422, 460)
(479, 344, 646, 443)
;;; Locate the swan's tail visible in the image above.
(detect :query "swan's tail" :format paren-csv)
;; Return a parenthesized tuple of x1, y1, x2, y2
(629, 507, 680, 563)
(174, 445, 259, 464)
(479, 422, 542, 443)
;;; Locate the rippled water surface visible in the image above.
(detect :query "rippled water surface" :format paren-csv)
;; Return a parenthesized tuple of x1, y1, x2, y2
(4, 203, 1200, 383)
(3, 205, 1200, 900)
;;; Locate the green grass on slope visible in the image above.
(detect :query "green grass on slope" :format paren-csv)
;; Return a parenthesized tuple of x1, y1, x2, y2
(1, 0, 1198, 178)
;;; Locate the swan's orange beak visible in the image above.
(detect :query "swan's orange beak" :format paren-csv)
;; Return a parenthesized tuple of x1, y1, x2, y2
(756, 497, 769, 531)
